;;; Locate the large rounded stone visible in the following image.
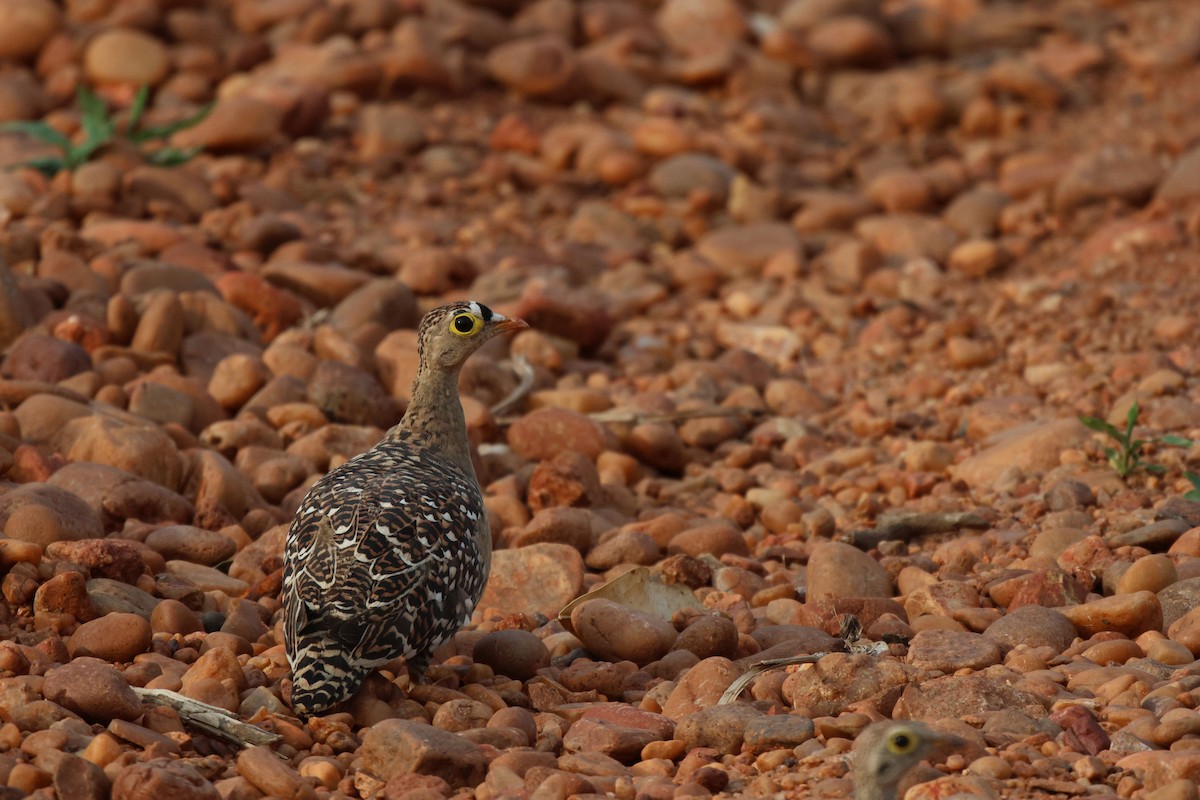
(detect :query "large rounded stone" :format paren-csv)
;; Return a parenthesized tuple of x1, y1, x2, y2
(111, 759, 219, 800)
(806, 541, 893, 600)
(144, 525, 237, 566)
(907, 629, 1003, 672)
(1059, 591, 1163, 638)
(360, 719, 486, 789)
(661, 656, 742, 719)
(668, 522, 749, 558)
(507, 407, 612, 462)
(3, 333, 91, 383)
(655, 0, 748, 52)
(54, 416, 183, 491)
(1160, 578, 1200, 628)
(84, 28, 171, 86)
(478, 543, 585, 619)
(67, 613, 153, 663)
(673, 614, 739, 660)
(674, 704, 763, 753)
(783, 653, 919, 717)
(307, 359, 400, 428)
(950, 418, 1090, 490)
(571, 598, 678, 666)
(43, 658, 143, 722)
(487, 35, 580, 99)
(472, 629, 550, 681)
(44, 539, 146, 584)
(0, 0, 60, 61)
(0, 484, 104, 548)
(983, 604, 1077, 654)
(34, 570, 96, 621)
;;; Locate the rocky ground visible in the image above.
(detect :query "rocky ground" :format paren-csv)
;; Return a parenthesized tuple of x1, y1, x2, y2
(1, 0, 1200, 798)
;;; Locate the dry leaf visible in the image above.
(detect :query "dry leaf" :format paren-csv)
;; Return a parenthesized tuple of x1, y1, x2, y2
(558, 566, 703, 634)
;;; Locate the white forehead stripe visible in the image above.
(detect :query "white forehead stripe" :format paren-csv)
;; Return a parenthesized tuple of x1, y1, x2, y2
(468, 300, 504, 323)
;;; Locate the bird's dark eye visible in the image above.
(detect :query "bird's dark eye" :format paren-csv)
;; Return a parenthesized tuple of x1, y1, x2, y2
(886, 731, 917, 754)
(450, 313, 482, 336)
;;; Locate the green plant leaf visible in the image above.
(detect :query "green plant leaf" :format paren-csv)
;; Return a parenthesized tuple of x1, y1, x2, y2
(1145, 464, 1166, 474)
(64, 137, 107, 170)
(0, 120, 71, 150)
(144, 145, 203, 166)
(76, 87, 114, 143)
(129, 101, 214, 144)
(1186, 489, 1200, 502)
(1162, 435, 1193, 448)
(1080, 416, 1119, 437)
(127, 86, 150, 134)
(18, 155, 67, 176)
(1187, 472, 1200, 489)
(1125, 401, 1141, 437)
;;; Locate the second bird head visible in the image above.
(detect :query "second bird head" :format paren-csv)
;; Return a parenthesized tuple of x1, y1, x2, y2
(418, 300, 528, 369)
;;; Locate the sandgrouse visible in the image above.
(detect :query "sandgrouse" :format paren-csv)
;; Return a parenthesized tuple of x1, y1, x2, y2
(852, 720, 965, 800)
(283, 300, 526, 717)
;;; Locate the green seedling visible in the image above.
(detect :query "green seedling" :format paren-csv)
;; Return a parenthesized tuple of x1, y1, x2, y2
(0, 85, 212, 175)
(122, 85, 213, 167)
(1184, 472, 1200, 502)
(0, 86, 114, 175)
(1080, 401, 1192, 479)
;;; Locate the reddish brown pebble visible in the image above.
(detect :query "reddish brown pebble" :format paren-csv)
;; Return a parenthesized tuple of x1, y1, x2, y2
(67, 612, 152, 663)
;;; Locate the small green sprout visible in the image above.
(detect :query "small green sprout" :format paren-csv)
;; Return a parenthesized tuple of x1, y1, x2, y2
(122, 85, 213, 167)
(1184, 472, 1200, 503)
(0, 87, 113, 175)
(1080, 401, 1192, 479)
(0, 85, 212, 176)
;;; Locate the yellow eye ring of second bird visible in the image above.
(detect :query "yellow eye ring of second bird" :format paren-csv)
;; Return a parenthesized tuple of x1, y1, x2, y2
(449, 313, 483, 336)
(886, 732, 917, 755)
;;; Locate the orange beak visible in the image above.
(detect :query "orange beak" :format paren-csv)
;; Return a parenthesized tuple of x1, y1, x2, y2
(493, 315, 529, 333)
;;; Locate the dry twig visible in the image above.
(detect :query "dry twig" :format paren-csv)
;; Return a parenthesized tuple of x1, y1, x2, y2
(585, 406, 765, 425)
(846, 510, 992, 550)
(134, 687, 282, 748)
(718, 653, 830, 705)
(494, 387, 766, 427)
(491, 355, 536, 417)
(719, 616, 888, 705)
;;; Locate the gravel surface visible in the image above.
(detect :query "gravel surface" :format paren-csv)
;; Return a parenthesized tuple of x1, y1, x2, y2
(1, 0, 1200, 798)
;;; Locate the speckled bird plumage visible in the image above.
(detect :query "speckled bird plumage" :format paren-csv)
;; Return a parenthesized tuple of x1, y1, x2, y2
(283, 301, 526, 717)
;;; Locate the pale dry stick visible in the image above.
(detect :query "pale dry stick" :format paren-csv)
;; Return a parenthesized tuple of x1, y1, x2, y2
(134, 687, 282, 748)
(486, 351, 765, 426)
(490, 355, 536, 418)
(585, 406, 766, 425)
(495, 402, 766, 428)
(846, 510, 992, 550)
(717, 641, 889, 706)
(718, 653, 829, 705)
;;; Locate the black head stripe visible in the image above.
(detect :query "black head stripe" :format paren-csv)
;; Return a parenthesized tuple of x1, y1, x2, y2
(478, 303, 493, 322)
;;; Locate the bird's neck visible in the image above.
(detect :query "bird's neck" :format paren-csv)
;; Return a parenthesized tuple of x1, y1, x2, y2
(390, 361, 477, 479)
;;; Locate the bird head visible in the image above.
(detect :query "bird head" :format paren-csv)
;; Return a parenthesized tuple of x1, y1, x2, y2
(417, 301, 528, 369)
(852, 720, 966, 800)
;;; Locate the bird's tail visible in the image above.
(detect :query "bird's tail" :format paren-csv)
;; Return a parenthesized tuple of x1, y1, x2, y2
(288, 636, 372, 717)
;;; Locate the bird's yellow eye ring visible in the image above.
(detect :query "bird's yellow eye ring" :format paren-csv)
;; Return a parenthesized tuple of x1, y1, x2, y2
(886, 731, 918, 755)
(450, 312, 483, 336)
